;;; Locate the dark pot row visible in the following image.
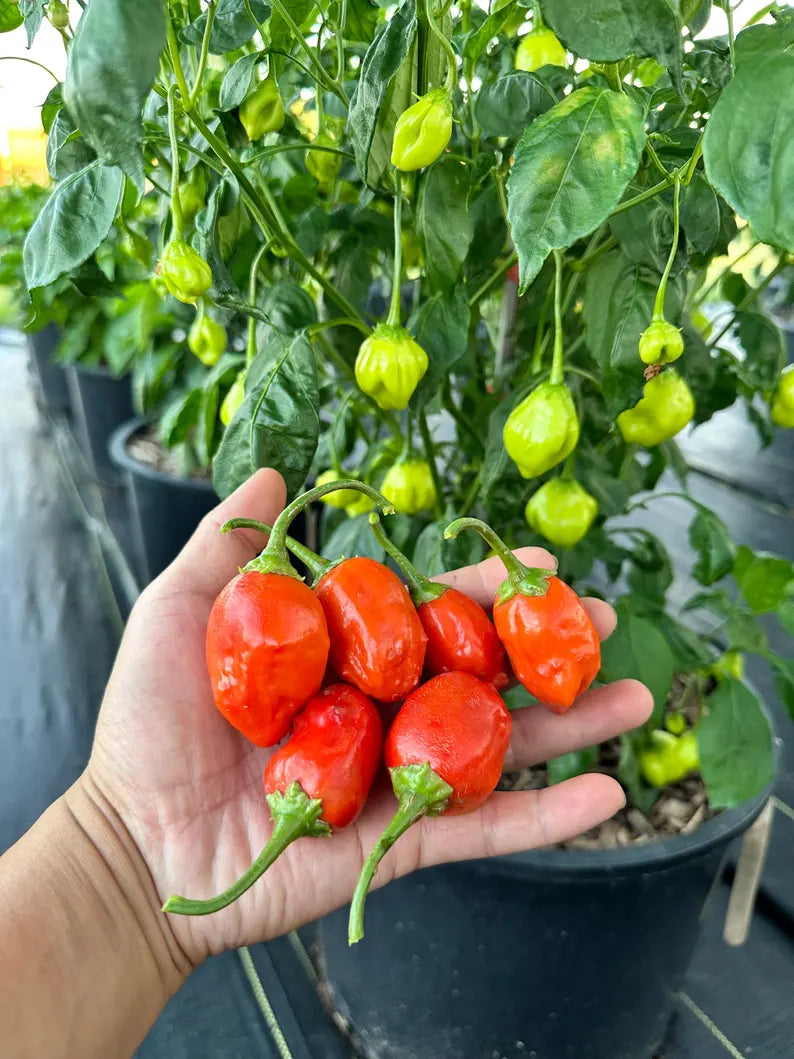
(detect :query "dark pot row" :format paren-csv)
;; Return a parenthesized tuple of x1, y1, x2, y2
(28, 337, 775, 1059)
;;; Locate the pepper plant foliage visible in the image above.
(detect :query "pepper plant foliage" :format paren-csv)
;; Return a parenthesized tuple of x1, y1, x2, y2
(19, 0, 794, 811)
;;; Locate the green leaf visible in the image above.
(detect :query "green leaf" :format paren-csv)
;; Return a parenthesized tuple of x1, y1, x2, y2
(696, 680, 775, 808)
(541, 0, 683, 91)
(322, 514, 385, 565)
(408, 287, 470, 410)
(23, 163, 123, 290)
(618, 733, 659, 813)
(348, 0, 417, 187)
(46, 108, 96, 181)
(734, 8, 794, 67)
(600, 598, 676, 726)
(41, 83, 64, 134)
(416, 159, 472, 294)
(769, 655, 794, 722)
(688, 507, 735, 586)
(64, 0, 166, 191)
(19, 0, 45, 47)
(507, 88, 645, 292)
(462, 0, 519, 61)
(261, 279, 317, 335)
(219, 52, 261, 112)
(474, 71, 557, 140)
(777, 598, 794, 638)
(547, 747, 599, 785)
(413, 519, 483, 575)
(182, 0, 270, 53)
(704, 53, 794, 253)
(733, 545, 794, 614)
(212, 333, 320, 500)
(733, 312, 786, 392)
(160, 388, 203, 449)
(0, 0, 24, 32)
(627, 533, 673, 607)
(681, 173, 720, 257)
(270, 0, 314, 50)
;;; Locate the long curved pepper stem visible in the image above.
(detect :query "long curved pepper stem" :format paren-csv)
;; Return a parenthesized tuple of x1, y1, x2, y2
(163, 783, 330, 917)
(221, 518, 330, 582)
(368, 513, 445, 606)
(444, 516, 551, 604)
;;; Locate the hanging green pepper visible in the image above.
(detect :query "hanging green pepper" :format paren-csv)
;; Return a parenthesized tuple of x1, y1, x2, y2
(525, 477, 598, 548)
(771, 365, 794, 428)
(708, 650, 745, 682)
(48, 0, 69, 30)
(639, 318, 684, 366)
(240, 78, 285, 141)
(188, 304, 226, 366)
(180, 172, 207, 225)
(638, 730, 700, 789)
(391, 89, 453, 172)
(514, 26, 567, 71)
(503, 382, 580, 479)
(617, 370, 695, 446)
(381, 459, 436, 515)
(307, 137, 342, 193)
(355, 324, 428, 411)
(158, 239, 213, 304)
(315, 470, 374, 517)
(220, 370, 246, 426)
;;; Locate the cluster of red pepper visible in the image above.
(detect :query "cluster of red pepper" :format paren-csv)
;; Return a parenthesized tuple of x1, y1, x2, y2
(162, 479, 601, 944)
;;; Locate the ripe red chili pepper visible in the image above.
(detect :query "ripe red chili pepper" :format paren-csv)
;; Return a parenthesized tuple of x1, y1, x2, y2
(348, 671, 512, 943)
(205, 479, 392, 747)
(163, 683, 383, 916)
(368, 513, 510, 688)
(444, 517, 600, 713)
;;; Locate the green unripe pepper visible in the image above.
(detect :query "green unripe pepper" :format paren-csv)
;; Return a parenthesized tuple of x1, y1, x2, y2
(771, 365, 794, 428)
(158, 239, 213, 304)
(524, 478, 598, 548)
(639, 317, 684, 366)
(48, 0, 69, 30)
(188, 308, 226, 366)
(638, 730, 700, 789)
(355, 324, 428, 411)
(240, 78, 285, 141)
(315, 470, 374, 516)
(345, 492, 376, 518)
(307, 137, 342, 192)
(380, 459, 437, 515)
(0, 1, 24, 32)
(180, 173, 206, 225)
(391, 88, 453, 172)
(514, 27, 567, 72)
(708, 650, 745, 682)
(220, 370, 246, 426)
(503, 382, 580, 479)
(617, 370, 695, 447)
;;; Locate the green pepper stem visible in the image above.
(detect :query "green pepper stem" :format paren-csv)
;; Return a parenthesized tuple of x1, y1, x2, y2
(443, 516, 551, 601)
(387, 169, 404, 327)
(348, 763, 452, 945)
(247, 243, 268, 366)
(550, 249, 564, 386)
(163, 783, 330, 917)
(221, 517, 330, 582)
(653, 174, 680, 321)
(256, 479, 395, 577)
(189, 0, 217, 109)
(423, 0, 457, 94)
(369, 514, 444, 606)
(166, 83, 184, 239)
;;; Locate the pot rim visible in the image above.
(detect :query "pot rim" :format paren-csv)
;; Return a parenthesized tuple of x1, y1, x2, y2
(482, 784, 773, 879)
(108, 417, 216, 493)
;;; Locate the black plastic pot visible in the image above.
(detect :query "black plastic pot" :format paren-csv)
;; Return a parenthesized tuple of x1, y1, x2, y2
(68, 364, 134, 486)
(317, 788, 770, 1059)
(27, 325, 71, 416)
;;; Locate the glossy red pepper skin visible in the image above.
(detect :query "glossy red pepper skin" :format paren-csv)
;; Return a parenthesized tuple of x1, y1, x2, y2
(206, 571, 330, 746)
(418, 589, 510, 689)
(314, 556, 427, 702)
(386, 672, 512, 814)
(264, 683, 383, 828)
(493, 575, 600, 713)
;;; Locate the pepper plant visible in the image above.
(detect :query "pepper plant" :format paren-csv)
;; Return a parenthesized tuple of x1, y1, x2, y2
(16, 0, 794, 813)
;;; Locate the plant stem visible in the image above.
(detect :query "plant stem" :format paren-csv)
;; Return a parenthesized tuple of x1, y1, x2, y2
(550, 249, 565, 385)
(268, 0, 345, 101)
(387, 169, 404, 327)
(166, 85, 185, 239)
(306, 316, 370, 338)
(423, 0, 458, 93)
(165, 10, 191, 106)
(726, 1, 736, 75)
(468, 253, 518, 309)
(222, 517, 328, 580)
(418, 410, 445, 517)
(653, 174, 680, 320)
(189, 0, 218, 108)
(610, 176, 672, 218)
(693, 238, 759, 308)
(369, 514, 442, 602)
(0, 56, 60, 81)
(246, 243, 268, 365)
(459, 467, 483, 516)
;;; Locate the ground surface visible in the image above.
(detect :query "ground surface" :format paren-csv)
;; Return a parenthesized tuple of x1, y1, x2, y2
(1, 330, 792, 1059)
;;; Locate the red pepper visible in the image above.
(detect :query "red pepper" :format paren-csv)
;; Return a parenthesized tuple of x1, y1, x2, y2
(205, 480, 392, 747)
(348, 671, 512, 943)
(368, 513, 510, 688)
(444, 517, 600, 713)
(163, 683, 383, 916)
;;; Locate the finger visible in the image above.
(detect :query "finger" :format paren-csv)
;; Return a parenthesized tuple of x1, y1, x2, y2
(504, 679, 653, 771)
(156, 468, 287, 600)
(382, 774, 625, 882)
(431, 546, 558, 608)
(582, 597, 617, 641)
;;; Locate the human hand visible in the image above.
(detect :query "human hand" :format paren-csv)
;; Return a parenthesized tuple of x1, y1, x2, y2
(83, 469, 652, 970)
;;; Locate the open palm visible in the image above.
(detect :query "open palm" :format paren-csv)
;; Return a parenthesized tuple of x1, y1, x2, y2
(87, 469, 652, 968)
